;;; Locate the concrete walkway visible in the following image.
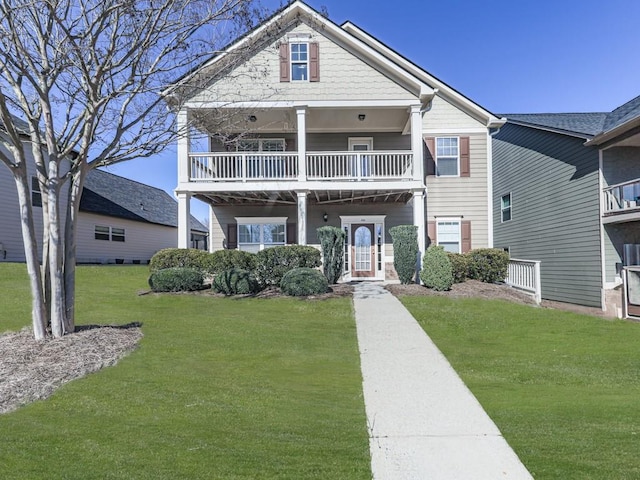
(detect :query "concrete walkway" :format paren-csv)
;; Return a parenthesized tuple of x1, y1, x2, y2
(353, 282, 533, 480)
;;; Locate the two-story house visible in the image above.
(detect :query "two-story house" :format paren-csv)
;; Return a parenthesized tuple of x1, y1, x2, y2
(165, 0, 504, 281)
(493, 95, 640, 318)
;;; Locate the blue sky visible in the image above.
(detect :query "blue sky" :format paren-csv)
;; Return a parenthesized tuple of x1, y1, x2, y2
(106, 0, 640, 222)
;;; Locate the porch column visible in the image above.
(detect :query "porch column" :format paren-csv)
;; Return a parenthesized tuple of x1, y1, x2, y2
(296, 107, 307, 181)
(177, 109, 190, 184)
(177, 192, 191, 249)
(413, 189, 426, 280)
(410, 105, 424, 182)
(296, 190, 308, 245)
(208, 204, 215, 253)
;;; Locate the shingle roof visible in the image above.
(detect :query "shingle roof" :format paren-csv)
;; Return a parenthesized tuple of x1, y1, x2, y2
(602, 94, 640, 132)
(81, 169, 207, 232)
(502, 113, 608, 137)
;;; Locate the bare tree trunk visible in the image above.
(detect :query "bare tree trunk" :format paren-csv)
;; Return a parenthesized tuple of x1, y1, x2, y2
(47, 160, 66, 337)
(63, 165, 86, 333)
(13, 169, 47, 340)
(40, 176, 52, 329)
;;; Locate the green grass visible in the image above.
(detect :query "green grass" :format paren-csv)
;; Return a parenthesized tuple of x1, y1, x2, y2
(0, 264, 370, 479)
(401, 296, 640, 480)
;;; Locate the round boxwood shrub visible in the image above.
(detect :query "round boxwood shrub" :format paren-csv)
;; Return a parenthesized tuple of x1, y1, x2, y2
(280, 267, 329, 296)
(149, 248, 211, 273)
(447, 252, 470, 284)
(420, 246, 453, 291)
(212, 268, 260, 295)
(208, 250, 257, 275)
(389, 225, 419, 284)
(148, 267, 204, 292)
(466, 248, 509, 283)
(255, 245, 321, 287)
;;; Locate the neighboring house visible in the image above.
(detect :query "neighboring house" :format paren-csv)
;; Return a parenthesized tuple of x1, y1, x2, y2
(493, 95, 640, 318)
(1, 154, 207, 264)
(166, 0, 504, 281)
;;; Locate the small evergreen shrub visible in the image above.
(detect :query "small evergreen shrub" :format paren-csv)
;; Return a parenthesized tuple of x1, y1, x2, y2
(420, 246, 453, 291)
(317, 226, 346, 284)
(212, 268, 260, 295)
(389, 225, 418, 284)
(149, 248, 211, 273)
(148, 267, 204, 292)
(255, 245, 321, 287)
(208, 250, 257, 274)
(466, 248, 510, 283)
(280, 267, 329, 296)
(447, 252, 470, 284)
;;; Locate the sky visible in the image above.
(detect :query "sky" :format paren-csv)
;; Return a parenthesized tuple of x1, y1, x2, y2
(106, 0, 640, 223)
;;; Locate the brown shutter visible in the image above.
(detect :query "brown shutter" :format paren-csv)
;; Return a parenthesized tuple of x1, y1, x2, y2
(279, 43, 290, 82)
(460, 136, 470, 177)
(461, 220, 472, 253)
(427, 221, 436, 248)
(226, 224, 237, 249)
(286, 223, 297, 244)
(425, 137, 436, 176)
(309, 42, 319, 82)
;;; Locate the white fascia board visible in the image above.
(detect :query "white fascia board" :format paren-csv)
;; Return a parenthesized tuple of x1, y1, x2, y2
(177, 180, 424, 193)
(341, 21, 504, 128)
(184, 99, 418, 109)
(585, 116, 640, 147)
(423, 127, 489, 135)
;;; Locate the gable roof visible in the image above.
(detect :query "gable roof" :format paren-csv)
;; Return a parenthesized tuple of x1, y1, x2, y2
(82, 169, 207, 232)
(504, 113, 608, 138)
(165, 0, 504, 128)
(602, 94, 640, 132)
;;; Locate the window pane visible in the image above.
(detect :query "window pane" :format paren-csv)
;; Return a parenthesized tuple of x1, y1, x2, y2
(263, 224, 285, 244)
(95, 225, 110, 241)
(111, 228, 125, 242)
(439, 242, 459, 253)
(238, 140, 259, 152)
(502, 208, 511, 222)
(238, 224, 260, 243)
(291, 43, 307, 61)
(436, 137, 458, 156)
(239, 244, 260, 254)
(261, 140, 285, 152)
(438, 222, 460, 253)
(437, 157, 458, 176)
(292, 63, 307, 81)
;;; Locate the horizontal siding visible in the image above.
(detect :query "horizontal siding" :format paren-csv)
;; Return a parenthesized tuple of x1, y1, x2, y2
(307, 132, 410, 151)
(493, 123, 602, 307)
(192, 22, 416, 104)
(423, 96, 485, 130)
(602, 147, 640, 186)
(603, 223, 640, 283)
(426, 133, 489, 248)
(76, 212, 178, 263)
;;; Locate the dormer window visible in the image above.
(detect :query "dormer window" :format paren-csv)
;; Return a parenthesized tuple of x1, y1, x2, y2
(279, 40, 319, 82)
(290, 43, 308, 81)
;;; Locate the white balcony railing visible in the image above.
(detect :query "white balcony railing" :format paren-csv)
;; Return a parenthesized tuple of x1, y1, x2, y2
(188, 151, 413, 182)
(506, 258, 541, 304)
(604, 178, 640, 214)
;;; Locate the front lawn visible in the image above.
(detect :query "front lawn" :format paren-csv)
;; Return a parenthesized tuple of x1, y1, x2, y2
(0, 264, 370, 479)
(401, 296, 640, 480)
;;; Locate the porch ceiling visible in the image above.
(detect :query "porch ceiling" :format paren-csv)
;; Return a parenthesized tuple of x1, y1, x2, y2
(195, 189, 413, 206)
(190, 106, 410, 135)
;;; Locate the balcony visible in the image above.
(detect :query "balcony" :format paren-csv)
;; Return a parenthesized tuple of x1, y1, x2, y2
(188, 151, 414, 183)
(603, 178, 640, 223)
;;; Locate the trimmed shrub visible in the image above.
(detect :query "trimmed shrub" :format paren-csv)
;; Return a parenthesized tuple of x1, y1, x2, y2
(280, 267, 329, 296)
(148, 267, 204, 292)
(420, 246, 453, 291)
(317, 226, 346, 284)
(149, 248, 211, 273)
(255, 245, 322, 287)
(447, 252, 470, 284)
(389, 225, 418, 284)
(212, 268, 260, 295)
(208, 250, 257, 275)
(466, 248, 510, 283)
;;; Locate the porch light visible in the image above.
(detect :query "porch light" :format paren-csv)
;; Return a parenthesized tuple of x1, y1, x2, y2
(358, 114, 366, 121)
(323, 212, 328, 222)
(248, 115, 257, 122)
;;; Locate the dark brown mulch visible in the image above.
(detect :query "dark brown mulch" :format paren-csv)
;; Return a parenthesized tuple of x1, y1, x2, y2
(0, 324, 143, 414)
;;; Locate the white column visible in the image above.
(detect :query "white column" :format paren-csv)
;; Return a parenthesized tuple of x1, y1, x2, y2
(208, 204, 215, 253)
(296, 107, 307, 181)
(413, 189, 426, 280)
(410, 105, 424, 182)
(297, 191, 308, 245)
(177, 109, 190, 184)
(177, 192, 191, 249)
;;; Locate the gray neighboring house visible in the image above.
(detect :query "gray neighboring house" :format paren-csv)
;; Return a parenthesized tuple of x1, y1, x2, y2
(493, 95, 640, 318)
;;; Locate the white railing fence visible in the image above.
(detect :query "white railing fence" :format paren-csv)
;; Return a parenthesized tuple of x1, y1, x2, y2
(306, 151, 413, 180)
(603, 177, 640, 214)
(189, 153, 298, 181)
(506, 259, 542, 304)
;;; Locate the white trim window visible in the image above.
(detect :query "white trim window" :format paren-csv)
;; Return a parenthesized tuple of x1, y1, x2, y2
(437, 219, 461, 253)
(236, 217, 287, 253)
(436, 137, 459, 176)
(237, 138, 285, 152)
(290, 42, 309, 81)
(501, 193, 512, 222)
(95, 225, 125, 242)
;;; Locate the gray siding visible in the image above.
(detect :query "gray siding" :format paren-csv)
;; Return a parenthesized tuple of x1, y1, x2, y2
(602, 147, 640, 186)
(603, 223, 640, 283)
(493, 123, 602, 307)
